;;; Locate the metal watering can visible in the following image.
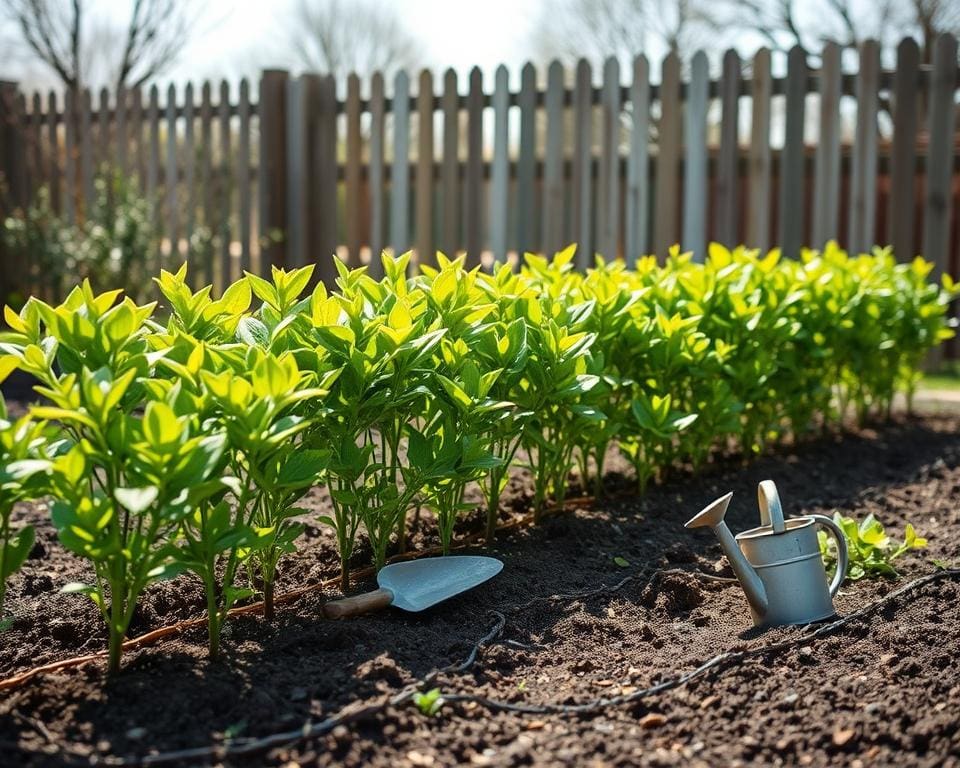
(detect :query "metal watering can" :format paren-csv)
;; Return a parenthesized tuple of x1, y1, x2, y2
(685, 480, 849, 627)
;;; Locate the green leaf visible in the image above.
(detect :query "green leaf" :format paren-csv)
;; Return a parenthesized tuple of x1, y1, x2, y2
(613, 556, 630, 568)
(115, 486, 159, 515)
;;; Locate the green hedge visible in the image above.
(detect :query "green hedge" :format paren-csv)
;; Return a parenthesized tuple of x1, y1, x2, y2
(0, 241, 954, 671)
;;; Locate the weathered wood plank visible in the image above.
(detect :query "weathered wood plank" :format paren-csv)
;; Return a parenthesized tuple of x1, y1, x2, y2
(625, 54, 650, 266)
(440, 68, 459, 259)
(848, 39, 880, 255)
(147, 85, 160, 270)
(345, 73, 362, 266)
(200, 81, 214, 285)
(46, 91, 60, 213)
(391, 70, 411, 259)
(542, 60, 564, 256)
(115, 85, 127, 175)
(779, 46, 806, 258)
(238, 78, 251, 274)
(716, 49, 740, 247)
(317, 74, 339, 285)
(922, 33, 958, 277)
(131, 87, 144, 191)
(683, 51, 709, 262)
(465, 66, 484, 268)
(812, 42, 841, 248)
(368, 71, 386, 277)
(654, 52, 680, 259)
(573, 58, 592, 270)
(64, 89, 76, 224)
(517, 62, 537, 259)
(183, 83, 196, 273)
(285, 76, 306, 269)
(747, 48, 772, 251)
(219, 80, 233, 288)
(490, 64, 509, 265)
(97, 87, 110, 169)
(888, 37, 920, 260)
(30, 92, 42, 198)
(166, 83, 179, 266)
(80, 88, 94, 216)
(416, 69, 435, 269)
(258, 69, 288, 275)
(598, 56, 621, 261)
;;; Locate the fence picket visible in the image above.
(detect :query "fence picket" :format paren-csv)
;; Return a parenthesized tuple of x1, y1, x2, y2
(573, 58, 592, 269)
(166, 83, 179, 266)
(183, 83, 196, 271)
(683, 51, 709, 262)
(238, 78, 251, 274)
(889, 38, 920, 260)
(80, 88, 94, 216)
(369, 71, 386, 277)
(30, 92, 42, 197)
(317, 75, 339, 284)
(98, 87, 110, 169)
(345, 73, 362, 266)
(517, 62, 537, 259)
(219, 81, 233, 287)
(542, 60, 564, 256)
(599, 57, 621, 261)
(626, 54, 650, 266)
(813, 42, 841, 248)
(258, 70, 288, 275)
(200, 81, 214, 286)
(779, 46, 806, 258)
(748, 48, 772, 251)
(116, 86, 127, 176)
(46, 91, 60, 213)
(441, 68, 459, 259)
(417, 69, 435, 269)
(286, 76, 307, 269)
(849, 40, 880, 256)
(391, 70, 411, 259)
(654, 52, 680, 259)
(490, 65, 510, 265)
(716, 49, 740, 247)
(147, 85, 160, 269)
(465, 67, 484, 267)
(131, 87, 144, 190)
(922, 33, 958, 278)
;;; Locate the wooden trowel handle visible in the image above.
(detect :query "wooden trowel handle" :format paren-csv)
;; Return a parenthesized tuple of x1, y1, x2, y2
(323, 587, 394, 619)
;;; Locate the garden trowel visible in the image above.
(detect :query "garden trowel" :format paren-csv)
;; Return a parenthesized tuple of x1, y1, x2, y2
(323, 555, 503, 619)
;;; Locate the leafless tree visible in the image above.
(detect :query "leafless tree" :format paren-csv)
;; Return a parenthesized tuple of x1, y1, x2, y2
(531, 0, 725, 67)
(284, 0, 425, 82)
(723, 0, 960, 61)
(3, 0, 195, 91)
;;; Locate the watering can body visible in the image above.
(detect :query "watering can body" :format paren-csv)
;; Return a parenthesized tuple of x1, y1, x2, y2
(685, 480, 849, 628)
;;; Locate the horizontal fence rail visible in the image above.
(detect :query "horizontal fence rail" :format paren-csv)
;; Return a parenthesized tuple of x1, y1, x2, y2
(1, 34, 960, 304)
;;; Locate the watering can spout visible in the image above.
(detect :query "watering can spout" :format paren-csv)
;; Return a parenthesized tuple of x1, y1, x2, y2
(684, 492, 769, 619)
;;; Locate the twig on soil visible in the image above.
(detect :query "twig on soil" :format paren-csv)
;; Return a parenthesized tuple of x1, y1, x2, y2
(118, 567, 960, 766)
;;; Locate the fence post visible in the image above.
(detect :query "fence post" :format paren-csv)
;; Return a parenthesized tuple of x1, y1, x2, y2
(259, 69, 289, 274)
(0, 80, 25, 304)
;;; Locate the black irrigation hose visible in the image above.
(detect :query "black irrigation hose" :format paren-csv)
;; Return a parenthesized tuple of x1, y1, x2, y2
(118, 566, 960, 767)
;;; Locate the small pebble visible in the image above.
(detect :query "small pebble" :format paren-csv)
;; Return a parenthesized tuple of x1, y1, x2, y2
(833, 727, 856, 747)
(639, 713, 667, 729)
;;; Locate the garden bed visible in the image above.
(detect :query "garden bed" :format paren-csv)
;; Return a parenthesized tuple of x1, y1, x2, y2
(1, 410, 959, 767)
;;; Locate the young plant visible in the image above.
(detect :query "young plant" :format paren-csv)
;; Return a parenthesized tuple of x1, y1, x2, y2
(819, 512, 928, 581)
(0, 393, 53, 625)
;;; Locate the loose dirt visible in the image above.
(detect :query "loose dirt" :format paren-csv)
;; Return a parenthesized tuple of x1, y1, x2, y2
(1, 407, 959, 767)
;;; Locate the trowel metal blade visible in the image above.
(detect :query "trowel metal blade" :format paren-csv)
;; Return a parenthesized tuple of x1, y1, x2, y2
(377, 555, 503, 612)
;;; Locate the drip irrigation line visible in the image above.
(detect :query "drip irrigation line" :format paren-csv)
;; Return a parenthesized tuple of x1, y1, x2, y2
(0, 496, 592, 692)
(113, 567, 959, 767)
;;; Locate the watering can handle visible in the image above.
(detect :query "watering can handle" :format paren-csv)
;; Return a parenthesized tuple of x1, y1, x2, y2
(809, 514, 849, 596)
(757, 480, 787, 533)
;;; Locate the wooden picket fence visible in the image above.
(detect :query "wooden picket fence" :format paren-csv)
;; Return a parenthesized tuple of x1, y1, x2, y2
(1, 34, 959, 302)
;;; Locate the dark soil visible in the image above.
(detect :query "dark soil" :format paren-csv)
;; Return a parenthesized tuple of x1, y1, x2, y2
(2, 402, 960, 767)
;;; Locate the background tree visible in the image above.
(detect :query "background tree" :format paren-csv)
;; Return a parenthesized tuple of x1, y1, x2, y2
(282, 0, 425, 82)
(3, 0, 197, 91)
